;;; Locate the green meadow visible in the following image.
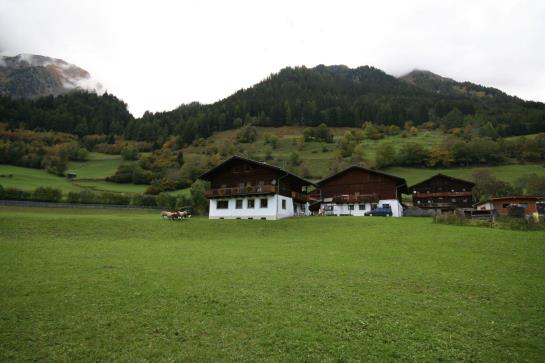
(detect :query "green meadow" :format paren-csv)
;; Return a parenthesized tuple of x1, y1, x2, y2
(1, 207, 544, 361)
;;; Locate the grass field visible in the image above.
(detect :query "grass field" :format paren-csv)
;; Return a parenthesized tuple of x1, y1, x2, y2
(67, 152, 127, 179)
(0, 164, 148, 194)
(1, 207, 544, 361)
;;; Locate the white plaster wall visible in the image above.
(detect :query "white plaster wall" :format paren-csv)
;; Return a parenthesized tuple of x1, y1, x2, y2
(325, 202, 372, 216)
(378, 199, 403, 217)
(208, 195, 295, 220)
(275, 195, 294, 219)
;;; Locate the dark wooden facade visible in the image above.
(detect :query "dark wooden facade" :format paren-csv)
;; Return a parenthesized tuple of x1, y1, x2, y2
(483, 196, 545, 216)
(409, 174, 474, 210)
(199, 156, 313, 203)
(314, 166, 408, 202)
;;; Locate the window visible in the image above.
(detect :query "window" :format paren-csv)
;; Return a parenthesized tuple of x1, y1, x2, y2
(502, 203, 510, 208)
(282, 199, 286, 209)
(451, 198, 456, 203)
(236, 199, 243, 209)
(217, 200, 228, 209)
(358, 204, 365, 210)
(260, 198, 268, 208)
(348, 204, 354, 210)
(247, 199, 255, 208)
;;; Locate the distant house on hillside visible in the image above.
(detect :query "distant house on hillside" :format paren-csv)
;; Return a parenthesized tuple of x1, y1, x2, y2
(311, 166, 408, 217)
(199, 156, 314, 220)
(409, 174, 474, 212)
(474, 196, 545, 217)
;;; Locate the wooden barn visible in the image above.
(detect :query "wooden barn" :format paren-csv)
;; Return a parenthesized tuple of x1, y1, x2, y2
(199, 156, 314, 220)
(409, 174, 474, 211)
(474, 196, 545, 217)
(311, 166, 408, 217)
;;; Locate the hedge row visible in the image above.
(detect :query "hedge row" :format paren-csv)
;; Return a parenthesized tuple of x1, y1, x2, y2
(0, 185, 191, 210)
(434, 213, 545, 231)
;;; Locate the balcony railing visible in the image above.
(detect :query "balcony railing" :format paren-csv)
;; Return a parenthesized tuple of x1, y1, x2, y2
(291, 191, 307, 203)
(205, 185, 277, 198)
(416, 202, 458, 209)
(414, 191, 472, 198)
(331, 193, 379, 204)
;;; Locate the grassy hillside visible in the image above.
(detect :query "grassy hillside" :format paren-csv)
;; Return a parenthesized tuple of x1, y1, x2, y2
(67, 152, 127, 179)
(387, 164, 545, 186)
(186, 126, 544, 182)
(0, 151, 148, 194)
(1, 207, 544, 361)
(1, 128, 543, 195)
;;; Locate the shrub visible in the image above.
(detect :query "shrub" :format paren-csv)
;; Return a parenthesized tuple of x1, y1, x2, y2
(175, 196, 192, 210)
(2, 187, 31, 200)
(236, 125, 258, 143)
(78, 190, 97, 204)
(156, 193, 177, 210)
(31, 187, 62, 202)
(97, 192, 130, 205)
(130, 194, 157, 207)
(121, 146, 139, 161)
(66, 192, 80, 203)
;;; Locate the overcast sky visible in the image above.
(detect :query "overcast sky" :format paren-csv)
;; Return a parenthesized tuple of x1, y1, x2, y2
(1, 0, 544, 117)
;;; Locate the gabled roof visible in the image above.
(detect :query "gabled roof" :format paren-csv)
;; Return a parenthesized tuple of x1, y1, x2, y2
(409, 173, 475, 190)
(199, 155, 315, 186)
(317, 165, 408, 193)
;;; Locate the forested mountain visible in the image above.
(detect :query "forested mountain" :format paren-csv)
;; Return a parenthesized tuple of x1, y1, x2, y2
(0, 54, 103, 98)
(0, 91, 132, 135)
(127, 65, 545, 145)
(1, 64, 544, 146)
(400, 70, 511, 100)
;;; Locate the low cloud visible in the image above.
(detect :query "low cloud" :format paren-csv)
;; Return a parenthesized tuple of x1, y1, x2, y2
(0, 0, 544, 116)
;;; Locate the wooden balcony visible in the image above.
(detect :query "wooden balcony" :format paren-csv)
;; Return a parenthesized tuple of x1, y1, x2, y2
(416, 202, 462, 210)
(291, 191, 307, 203)
(414, 191, 472, 198)
(331, 193, 379, 204)
(205, 185, 277, 198)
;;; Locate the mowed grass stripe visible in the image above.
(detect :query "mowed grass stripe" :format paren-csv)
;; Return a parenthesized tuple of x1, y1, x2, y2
(0, 207, 544, 361)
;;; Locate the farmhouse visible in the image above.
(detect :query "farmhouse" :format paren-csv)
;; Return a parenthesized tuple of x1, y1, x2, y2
(409, 174, 475, 212)
(474, 196, 545, 217)
(199, 156, 314, 220)
(312, 166, 408, 217)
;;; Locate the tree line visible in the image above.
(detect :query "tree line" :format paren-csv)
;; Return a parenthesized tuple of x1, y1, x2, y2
(1, 65, 544, 150)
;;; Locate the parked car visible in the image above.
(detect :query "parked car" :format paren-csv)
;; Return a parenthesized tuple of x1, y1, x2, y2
(364, 205, 392, 217)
